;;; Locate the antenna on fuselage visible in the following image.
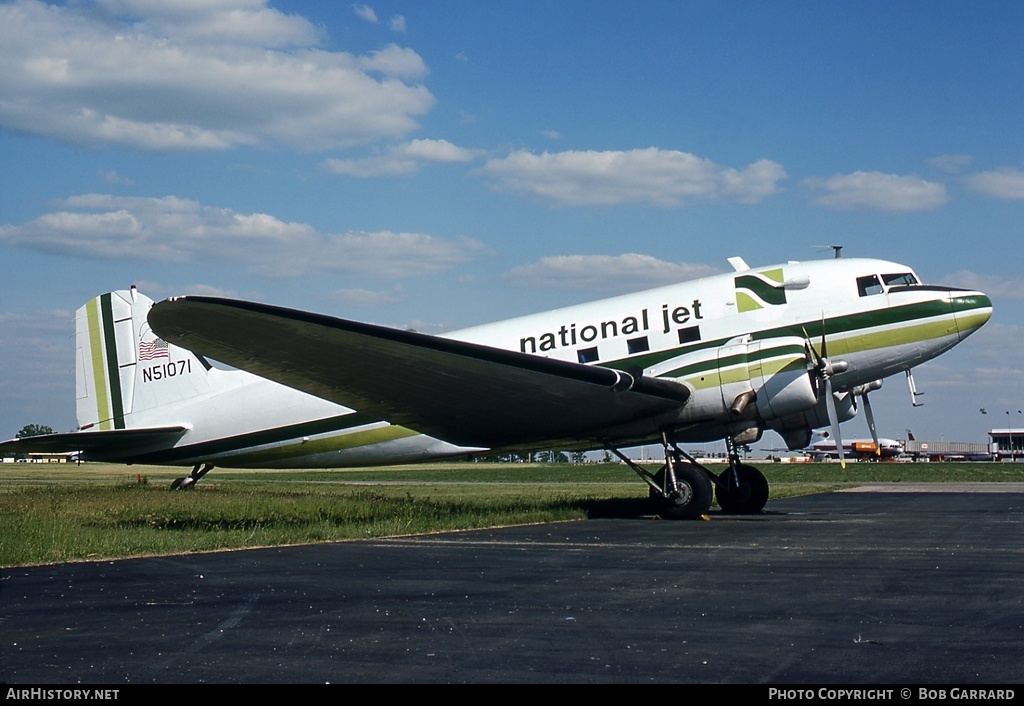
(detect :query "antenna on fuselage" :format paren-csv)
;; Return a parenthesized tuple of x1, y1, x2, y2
(813, 245, 843, 259)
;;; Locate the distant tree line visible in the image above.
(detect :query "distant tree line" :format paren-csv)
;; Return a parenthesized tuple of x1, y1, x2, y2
(17, 424, 53, 439)
(1, 424, 55, 460)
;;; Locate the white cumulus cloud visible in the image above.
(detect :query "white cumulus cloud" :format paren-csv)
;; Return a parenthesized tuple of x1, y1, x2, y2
(477, 148, 786, 207)
(389, 15, 407, 33)
(322, 139, 481, 177)
(0, 0, 434, 152)
(504, 254, 721, 294)
(353, 4, 378, 24)
(964, 168, 1024, 200)
(328, 285, 405, 308)
(803, 171, 948, 212)
(939, 271, 1024, 300)
(927, 154, 973, 174)
(96, 0, 324, 47)
(0, 194, 488, 278)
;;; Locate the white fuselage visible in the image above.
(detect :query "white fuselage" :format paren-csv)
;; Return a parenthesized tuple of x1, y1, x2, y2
(81, 258, 991, 468)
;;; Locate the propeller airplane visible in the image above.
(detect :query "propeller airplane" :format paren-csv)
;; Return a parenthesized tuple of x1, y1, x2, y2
(1, 255, 992, 519)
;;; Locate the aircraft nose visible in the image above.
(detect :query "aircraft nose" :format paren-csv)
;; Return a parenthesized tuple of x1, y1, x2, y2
(950, 291, 993, 341)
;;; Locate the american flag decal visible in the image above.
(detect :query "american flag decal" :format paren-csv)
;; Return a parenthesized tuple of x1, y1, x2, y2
(139, 338, 169, 360)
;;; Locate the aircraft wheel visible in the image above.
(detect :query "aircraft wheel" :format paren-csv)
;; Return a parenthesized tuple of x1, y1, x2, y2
(170, 477, 195, 491)
(716, 463, 769, 514)
(650, 463, 713, 520)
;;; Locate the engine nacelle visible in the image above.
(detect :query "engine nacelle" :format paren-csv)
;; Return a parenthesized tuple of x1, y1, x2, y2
(748, 338, 819, 421)
(652, 335, 822, 430)
(650, 334, 864, 450)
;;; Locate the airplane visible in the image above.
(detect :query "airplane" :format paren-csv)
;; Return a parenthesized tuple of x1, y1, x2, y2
(804, 430, 905, 461)
(0, 256, 992, 519)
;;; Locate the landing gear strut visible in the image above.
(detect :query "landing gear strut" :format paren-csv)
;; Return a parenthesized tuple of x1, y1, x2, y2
(608, 431, 713, 520)
(170, 463, 214, 490)
(714, 437, 769, 514)
(607, 431, 770, 519)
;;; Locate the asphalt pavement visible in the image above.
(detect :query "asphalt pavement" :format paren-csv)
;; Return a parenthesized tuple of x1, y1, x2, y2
(2, 487, 1023, 684)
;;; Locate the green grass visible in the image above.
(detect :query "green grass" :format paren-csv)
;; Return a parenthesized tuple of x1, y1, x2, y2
(2, 460, 1023, 567)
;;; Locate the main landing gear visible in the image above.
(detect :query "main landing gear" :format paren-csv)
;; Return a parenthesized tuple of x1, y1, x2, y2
(715, 437, 770, 514)
(170, 463, 214, 490)
(607, 432, 769, 520)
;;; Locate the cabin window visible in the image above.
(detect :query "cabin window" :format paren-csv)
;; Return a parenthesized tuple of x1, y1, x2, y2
(627, 336, 650, 354)
(857, 275, 883, 297)
(578, 347, 599, 364)
(677, 326, 701, 344)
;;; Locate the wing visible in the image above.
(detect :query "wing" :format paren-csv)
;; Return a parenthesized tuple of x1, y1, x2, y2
(0, 427, 188, 460)
(148, 297, 690, 449)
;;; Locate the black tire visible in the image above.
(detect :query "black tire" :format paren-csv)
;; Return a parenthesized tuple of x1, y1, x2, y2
(716, 463, 769, 514)
(650, 462, 713, 520)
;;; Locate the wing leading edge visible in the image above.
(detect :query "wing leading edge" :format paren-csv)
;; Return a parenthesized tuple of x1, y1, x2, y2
(148, 297, 690, 449)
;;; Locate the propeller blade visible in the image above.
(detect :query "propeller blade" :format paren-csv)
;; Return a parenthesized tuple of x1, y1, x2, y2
(805, 320, 849, 468)
(863, 392, 880, 457)
(803, 319, 828, 363)
(824, 378, 846, 469)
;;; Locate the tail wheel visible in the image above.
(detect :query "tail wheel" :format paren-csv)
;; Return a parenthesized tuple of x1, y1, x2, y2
(170, 477, 193, 491)
(716, 463, 769, 514)
(650, 462, 713, 520)
(169, 463, 213, 491)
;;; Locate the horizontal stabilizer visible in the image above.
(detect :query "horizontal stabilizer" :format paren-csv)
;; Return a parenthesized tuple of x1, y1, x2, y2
(149, 297, 690, 449)
(0, 427, 187, 459)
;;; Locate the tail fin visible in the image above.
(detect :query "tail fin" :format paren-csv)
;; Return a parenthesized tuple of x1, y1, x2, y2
(75, 287, 218, 431)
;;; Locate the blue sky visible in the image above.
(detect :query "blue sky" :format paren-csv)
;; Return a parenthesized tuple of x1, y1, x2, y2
(1, 0, 1022, 448)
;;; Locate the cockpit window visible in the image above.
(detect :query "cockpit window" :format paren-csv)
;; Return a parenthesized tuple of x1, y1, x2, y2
(859, 272, 920, 296)
(857, 274, 883, 297)
(882, 273, 918, 287)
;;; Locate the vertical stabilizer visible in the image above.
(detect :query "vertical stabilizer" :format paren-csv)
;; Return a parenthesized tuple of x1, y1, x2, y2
(75, 288, 220, 431)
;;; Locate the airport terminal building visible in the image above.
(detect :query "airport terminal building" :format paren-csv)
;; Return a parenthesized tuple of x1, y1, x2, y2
(989, 428, 1024, 460)
(901, 427, 1024, 462)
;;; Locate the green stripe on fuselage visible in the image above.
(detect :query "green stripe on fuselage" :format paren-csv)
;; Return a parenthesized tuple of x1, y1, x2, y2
(606, 295, 980, 379)
(209, 423, 421, 465)
(668, 356, 808, 393)
(128, 412, 416, 465)
(765, 297, 956, 343)
(954, 310, 991, 333)
(671, 344, 807, 390)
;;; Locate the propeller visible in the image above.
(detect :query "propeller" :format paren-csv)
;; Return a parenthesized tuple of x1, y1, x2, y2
(804, 322, 849, 467)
